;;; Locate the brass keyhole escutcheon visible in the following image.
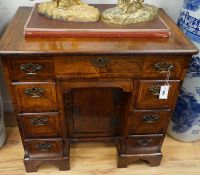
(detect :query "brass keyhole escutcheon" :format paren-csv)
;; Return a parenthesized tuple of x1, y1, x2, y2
(91, 57, 110, 68)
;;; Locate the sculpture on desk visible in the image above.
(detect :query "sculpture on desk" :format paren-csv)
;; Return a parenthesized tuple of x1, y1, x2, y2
(101, 0, 158, 25)
(38, 0, 100, 22)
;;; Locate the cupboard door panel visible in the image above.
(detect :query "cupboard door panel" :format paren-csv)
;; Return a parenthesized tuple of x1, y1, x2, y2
(65, 88, 124, 137)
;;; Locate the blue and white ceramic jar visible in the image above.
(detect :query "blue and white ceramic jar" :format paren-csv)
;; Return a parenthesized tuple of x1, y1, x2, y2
(167, 0, 200, 142)
(0, 89, 5, 148)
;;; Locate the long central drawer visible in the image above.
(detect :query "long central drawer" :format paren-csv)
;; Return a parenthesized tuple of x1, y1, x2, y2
(6, 55, 189, 80)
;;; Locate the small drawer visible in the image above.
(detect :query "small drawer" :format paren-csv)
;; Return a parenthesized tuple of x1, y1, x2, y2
(135, 80, 180, 109)
(143, 56, 189, 80)
(26, 139, 63, 159)
(126, 134, 163, 154)
(130, 110, 171, 134)
(19, 112, 61, 138)
(8, 59, 54, 80)
(55, 56, 143, 77)
(12, 82, 58, 112)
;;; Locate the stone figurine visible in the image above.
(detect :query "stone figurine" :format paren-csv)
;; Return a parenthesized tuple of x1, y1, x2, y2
(38, 0, 100, 22)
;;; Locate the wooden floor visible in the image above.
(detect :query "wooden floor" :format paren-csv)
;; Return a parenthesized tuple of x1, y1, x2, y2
(0, 127, 200, 175)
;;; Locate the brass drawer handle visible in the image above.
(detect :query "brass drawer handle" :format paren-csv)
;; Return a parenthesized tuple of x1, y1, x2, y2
(20, 63, 43, 75)
(154, 62, 174, 73)
(143, 114, 160, 123)
(24, 87, 45, 98)
(90, 57, 110, 68)
(149, 85, 161, 96)
(30, 117, 48, 126)
(137, 139, 152, 146)
(36, 143, 52, 151)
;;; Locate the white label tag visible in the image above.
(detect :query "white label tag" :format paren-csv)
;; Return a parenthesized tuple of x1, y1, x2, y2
(159, 85, 170, 99)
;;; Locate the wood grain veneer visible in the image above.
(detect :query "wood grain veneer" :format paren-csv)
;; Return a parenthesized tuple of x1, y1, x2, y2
(0, 5, 198, 172)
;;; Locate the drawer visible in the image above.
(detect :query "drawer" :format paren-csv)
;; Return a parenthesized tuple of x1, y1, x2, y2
(8, 59, 54, 80)
(130, 110, 171, 134)
(19, 112, 61, 138)
(126, 134, 163, 154)
(54, 56, 188, 79)
(25, 139, 63, 159)
(12, 82, 58, 112)
(143, 56, 189, 80)
(55, 56, 143, 77)
(7, 56, 188, 80)
(135, 80, 180, 109)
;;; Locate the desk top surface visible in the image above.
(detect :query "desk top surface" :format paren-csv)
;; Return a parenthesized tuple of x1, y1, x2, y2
(0, 6, 198, 56)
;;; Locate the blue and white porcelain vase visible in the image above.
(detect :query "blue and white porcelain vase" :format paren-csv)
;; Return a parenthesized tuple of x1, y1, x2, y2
(0, 89, 5, 148)
(167, 0, 200, 142)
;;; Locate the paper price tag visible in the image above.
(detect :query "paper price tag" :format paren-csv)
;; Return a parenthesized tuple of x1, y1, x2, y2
(159, 85, 170, 99)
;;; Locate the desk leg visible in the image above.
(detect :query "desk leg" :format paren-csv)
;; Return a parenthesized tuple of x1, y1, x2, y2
(24, 156, 70, 172)
(23, 141, 70, 172)
(116, 138, 162, 168)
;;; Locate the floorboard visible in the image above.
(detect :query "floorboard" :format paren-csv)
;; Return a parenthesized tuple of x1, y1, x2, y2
(0, 127, 200, 175)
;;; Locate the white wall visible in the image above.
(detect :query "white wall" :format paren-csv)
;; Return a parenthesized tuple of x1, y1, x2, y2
(0, 0, 184, 111)
(0, 0, 184, 34)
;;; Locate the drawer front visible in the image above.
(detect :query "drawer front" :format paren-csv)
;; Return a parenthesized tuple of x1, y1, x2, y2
(55, 56, 143, 77)
(8, 59, 54, 80)
(26, 139, 63, 159)
(126, 134, 163, 154)
(130, 110, 171, 134)
(135, 80, 180, 109)
(19, 112, 61, 138)
(7, 56, 188, 80)
(13, 82, 58, 112)
(143, 56, 189, 80)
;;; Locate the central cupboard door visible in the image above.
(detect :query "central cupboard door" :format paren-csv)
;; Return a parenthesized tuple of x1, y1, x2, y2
(65, 88, 124, 137)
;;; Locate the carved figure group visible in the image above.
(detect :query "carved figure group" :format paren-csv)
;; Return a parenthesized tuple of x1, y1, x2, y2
(54, 0, 82, 9)
(38, 0, 100, 22)
(118, 0, 144, 13)
(38, 0, 158, 25)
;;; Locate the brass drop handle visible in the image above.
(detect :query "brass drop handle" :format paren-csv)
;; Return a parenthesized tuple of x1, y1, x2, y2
(137, 139, 152, 146)
(30, 117, 48, 126)
(143, 114, 160, 123)
(149, 85, 161, 96)
(20, 63, 43, 75)
(154, 62, 174, 73)
(90, 57, 110, 68)
(36, 143, 52, 151)
(24, 87, 45, 98)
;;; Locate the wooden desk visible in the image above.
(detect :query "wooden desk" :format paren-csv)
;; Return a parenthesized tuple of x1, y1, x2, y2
(0, 6, 198, 172)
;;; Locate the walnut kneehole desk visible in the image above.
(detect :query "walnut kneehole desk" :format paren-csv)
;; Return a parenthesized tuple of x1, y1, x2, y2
(0, 7, 198, 172)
